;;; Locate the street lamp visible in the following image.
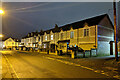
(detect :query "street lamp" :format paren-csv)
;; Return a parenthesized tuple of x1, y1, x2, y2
(0, 34, 3, 37)
(0, 9, 4, 14)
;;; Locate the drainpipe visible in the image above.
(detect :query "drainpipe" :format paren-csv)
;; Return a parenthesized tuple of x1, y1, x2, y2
(77, 29, 78, 46)
(54, 32, 56, 51)
(95, 25, 97, 55)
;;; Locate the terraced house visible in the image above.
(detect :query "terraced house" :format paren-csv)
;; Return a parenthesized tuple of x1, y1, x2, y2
(4, 37, 21, 50)
(21, 14, 114, 55)
(21, 31, 44, 50)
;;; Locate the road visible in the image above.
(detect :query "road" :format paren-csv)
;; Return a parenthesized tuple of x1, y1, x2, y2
(1, 50, 115, 79)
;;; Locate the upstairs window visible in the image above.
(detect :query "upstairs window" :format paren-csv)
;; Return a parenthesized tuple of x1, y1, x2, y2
(45, 36, 47, 40)
(51, 35, 53, 40)
(84, 29, 89, 37)
(38, 37, 40, 41)
(70, 31, 74, 39)
(34, 37, 36, 41)
(61, 33, 63, 39)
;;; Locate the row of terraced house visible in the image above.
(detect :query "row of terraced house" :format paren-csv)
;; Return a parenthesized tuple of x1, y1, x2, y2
(3, 14, 118, 57)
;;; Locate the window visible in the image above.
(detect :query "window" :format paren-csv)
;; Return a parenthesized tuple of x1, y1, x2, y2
(84, 29, 89, 37)
(51, 35, 53, 40)
(70, 31, 74, 39)
(29, 38, 30, 42)
(61, 33, 63, 39)
(33, 44, 35, 47)
(38, 37, 40, 41)
(44, 44, 46, 48)
(9, 39, 12, 41)
(45, 36, 47, 40)
(34, 37, 36, 41)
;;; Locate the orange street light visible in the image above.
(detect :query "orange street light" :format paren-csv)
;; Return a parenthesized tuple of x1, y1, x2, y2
(0, 9, 4, 14)
(0, 34, 3, 37)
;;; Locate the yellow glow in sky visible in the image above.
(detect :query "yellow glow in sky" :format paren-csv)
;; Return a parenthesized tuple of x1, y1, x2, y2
(0, 9, 4, 14)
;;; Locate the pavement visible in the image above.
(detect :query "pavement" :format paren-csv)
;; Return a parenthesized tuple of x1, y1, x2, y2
(1, 50, 120, 80)
(91, 55, 120, 59)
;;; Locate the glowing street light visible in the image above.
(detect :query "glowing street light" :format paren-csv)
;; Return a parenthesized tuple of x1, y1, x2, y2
(0, 34, 3, 37)
(0, 9, 4, 14)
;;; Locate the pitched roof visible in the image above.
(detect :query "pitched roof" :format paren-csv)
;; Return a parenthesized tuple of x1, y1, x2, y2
(22, 32, 39, 39)
(22, 14, 113, 38)
(43, 14, 113, 33)
(4, 37, 21, 42)
(59, 14, 113, 31)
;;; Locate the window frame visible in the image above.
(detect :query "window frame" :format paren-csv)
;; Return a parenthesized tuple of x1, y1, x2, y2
(70, 31, 74, 39)
(84, 28, 89, 37)
(51, 35, 53, 40)
(61, 33, 63, 39)
(45, 36, 47, 40)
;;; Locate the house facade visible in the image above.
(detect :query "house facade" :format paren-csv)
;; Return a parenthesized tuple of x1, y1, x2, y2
(21, 31, 44, 50)
(0, 41, 4, 49)
(4, 37, 20, 49)
(21, 14, 114, 55)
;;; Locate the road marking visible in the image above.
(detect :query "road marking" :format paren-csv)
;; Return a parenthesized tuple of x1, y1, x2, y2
(46, 56, 95, 71)
(45, 56, 112, 78)
(3, 55, 20, 80)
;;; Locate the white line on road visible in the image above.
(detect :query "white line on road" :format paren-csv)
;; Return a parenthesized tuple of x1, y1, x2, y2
(3, 55, 20, 80)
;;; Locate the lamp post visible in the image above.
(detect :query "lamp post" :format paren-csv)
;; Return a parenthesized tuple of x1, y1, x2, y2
(0, 9, 4, 42)
(113, 0, 119, 61)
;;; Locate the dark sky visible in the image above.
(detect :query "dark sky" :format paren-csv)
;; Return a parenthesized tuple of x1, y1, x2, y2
(2, 2, 119, 39)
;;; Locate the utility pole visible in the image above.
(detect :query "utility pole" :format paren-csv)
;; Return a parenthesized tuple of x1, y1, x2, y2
(113, 0, 119, 61)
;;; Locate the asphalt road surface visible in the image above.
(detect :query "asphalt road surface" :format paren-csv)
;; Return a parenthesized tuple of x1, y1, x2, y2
(1, 50, 116, 79)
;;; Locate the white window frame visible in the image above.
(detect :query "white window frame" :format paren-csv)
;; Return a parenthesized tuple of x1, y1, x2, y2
(70, 31, 74, 39)
(44, 44, 46, 48)
(84, 29, 89, 37)
(45, 36, 47, 40)
(51, 35, 53, 40)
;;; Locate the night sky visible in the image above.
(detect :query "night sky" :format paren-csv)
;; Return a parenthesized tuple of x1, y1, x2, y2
(2, 2, 120, 39)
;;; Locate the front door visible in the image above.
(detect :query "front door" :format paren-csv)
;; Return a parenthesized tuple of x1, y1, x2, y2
(51, 44, 55, 53)
(110, 41, 114, 55)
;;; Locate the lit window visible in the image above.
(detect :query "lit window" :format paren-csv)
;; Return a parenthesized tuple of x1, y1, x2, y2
(33, 44, 35, 47)
(45, 36, 47, 40)
(44, 44, 46, 48)
(70, 31, 74, 39)
(51, 35, 53, 40)
(84, 29, 89, 37)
